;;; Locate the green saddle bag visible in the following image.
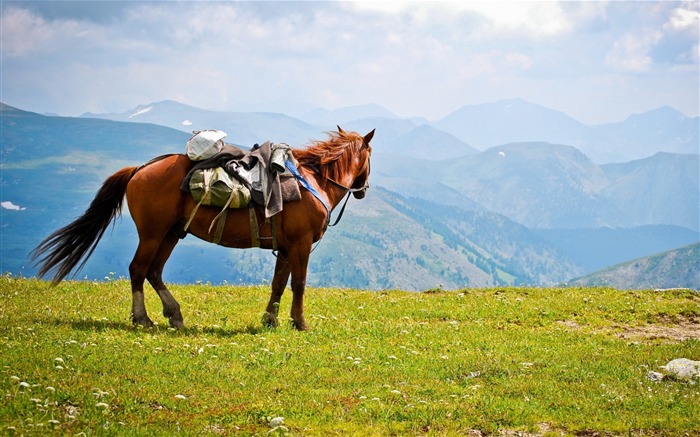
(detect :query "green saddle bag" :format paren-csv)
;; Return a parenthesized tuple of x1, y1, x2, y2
(189, 167, 251, 209)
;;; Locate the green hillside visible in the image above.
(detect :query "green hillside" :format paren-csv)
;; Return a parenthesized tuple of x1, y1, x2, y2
(1, 277, 698, 435)
(571, 243, 700, 290)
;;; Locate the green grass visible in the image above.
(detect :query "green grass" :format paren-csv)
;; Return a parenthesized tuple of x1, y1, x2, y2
(1, 276, 699, 436)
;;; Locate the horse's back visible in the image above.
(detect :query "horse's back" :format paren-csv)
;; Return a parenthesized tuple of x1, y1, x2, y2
(126, 154, 192, 229)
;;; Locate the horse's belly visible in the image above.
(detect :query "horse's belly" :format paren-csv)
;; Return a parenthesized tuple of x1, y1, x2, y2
(185, 204, 276, 250)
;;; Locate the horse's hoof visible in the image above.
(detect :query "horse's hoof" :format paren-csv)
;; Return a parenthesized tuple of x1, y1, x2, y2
(133, 317, 154, 328)
(291, 320, 309, 331)
(169, 318, 185, 329)
(261, 312, 278, 328)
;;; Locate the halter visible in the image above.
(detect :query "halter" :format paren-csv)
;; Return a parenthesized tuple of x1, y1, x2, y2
(285, 152, 370, 228)
(319, 154, 370, 227)
(323, 154, 371, 194)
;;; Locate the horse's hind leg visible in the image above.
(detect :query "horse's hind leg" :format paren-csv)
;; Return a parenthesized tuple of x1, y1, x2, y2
(129, 239, 161, 328)
(146, 232, 184, 329)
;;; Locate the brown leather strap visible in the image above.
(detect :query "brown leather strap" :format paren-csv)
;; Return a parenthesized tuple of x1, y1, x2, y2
(249, 207, 260, 247)
(212, 208, 227, 244)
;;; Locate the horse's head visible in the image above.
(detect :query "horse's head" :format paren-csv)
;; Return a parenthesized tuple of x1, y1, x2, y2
(342, 126, 374, 199)
(294, 127, 375, 199)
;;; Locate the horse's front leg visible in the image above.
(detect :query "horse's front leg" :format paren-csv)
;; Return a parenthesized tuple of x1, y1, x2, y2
(262, 253, 291, 328)
(289, 245, 312, 331)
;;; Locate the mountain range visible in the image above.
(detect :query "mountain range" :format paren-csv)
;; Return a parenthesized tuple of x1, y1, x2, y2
(83, 97, 699, 164)
(1, 100, 698, 290)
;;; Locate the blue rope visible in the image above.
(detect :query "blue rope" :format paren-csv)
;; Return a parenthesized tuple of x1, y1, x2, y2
(285, 160, 331, 223)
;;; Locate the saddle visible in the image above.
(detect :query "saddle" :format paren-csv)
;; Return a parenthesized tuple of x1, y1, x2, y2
(180, 139, 301, 246)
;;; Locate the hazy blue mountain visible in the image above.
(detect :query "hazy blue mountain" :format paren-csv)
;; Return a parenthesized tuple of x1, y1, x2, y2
(594, 107, 699, 160)
(2, 102, 186, 164)
(374, 142, 698, 232)
(385, 124, 477, 160)
(570, 243, 700, 290)
(434, 98, 592, 151)
(82, 100, 320, 148)
(84, 98, 699, 164)
(601, 152, 700, 230)
(441, 142, 612, 229)
(433, 98, 699, 163)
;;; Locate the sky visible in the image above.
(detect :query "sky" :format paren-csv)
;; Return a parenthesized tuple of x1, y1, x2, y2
(1, 1, 698, 125)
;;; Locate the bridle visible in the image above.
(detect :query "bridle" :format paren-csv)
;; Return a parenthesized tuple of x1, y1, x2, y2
(307, 149, 371, 228)
(323, 152, 371, 195)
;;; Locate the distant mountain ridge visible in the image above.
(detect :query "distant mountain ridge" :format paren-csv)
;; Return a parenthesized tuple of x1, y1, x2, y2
(373, 144, 699, 231)
(81, 98, 699, 163)
(434, 98, 699, 163)
(82, 100, 317, 148)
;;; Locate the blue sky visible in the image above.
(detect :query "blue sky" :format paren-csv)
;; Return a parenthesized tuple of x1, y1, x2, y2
(1, 1, 698, 124)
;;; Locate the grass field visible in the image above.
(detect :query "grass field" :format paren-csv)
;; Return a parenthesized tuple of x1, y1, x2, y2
(1, 276, 699, 436)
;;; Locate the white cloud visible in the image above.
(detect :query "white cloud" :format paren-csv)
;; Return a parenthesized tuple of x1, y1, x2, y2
(665, 2, 700, 33)
(0, 6, 104, 57)
(1, 201, 26, 211)
(353, 0, 582, 40)
(606, 1, 699, 72)
(468, 2, 572, 38)
(0, 7, 52, 56)
(0, 1, 696, 124)
(606, 31, 662, 72)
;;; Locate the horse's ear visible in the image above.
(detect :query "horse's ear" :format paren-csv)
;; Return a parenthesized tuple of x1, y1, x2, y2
(337, 125, 346, 134)
(363, 129, 375, 144)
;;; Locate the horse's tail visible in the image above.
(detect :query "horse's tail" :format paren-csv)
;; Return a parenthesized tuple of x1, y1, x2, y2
(31, 166, 140, 284)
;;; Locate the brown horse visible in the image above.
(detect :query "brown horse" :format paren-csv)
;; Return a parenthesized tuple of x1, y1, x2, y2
(31, 127, 374, 331)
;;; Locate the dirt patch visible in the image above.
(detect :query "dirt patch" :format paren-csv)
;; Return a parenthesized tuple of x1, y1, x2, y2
(557, 320, 582, 330)
(618, 316, 700, 343)
(556, 316, 700, 343)
(466, 423, 558, 437)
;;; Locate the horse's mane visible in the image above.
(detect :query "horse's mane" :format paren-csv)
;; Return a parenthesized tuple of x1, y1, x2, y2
(293, 130, 370, 182)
